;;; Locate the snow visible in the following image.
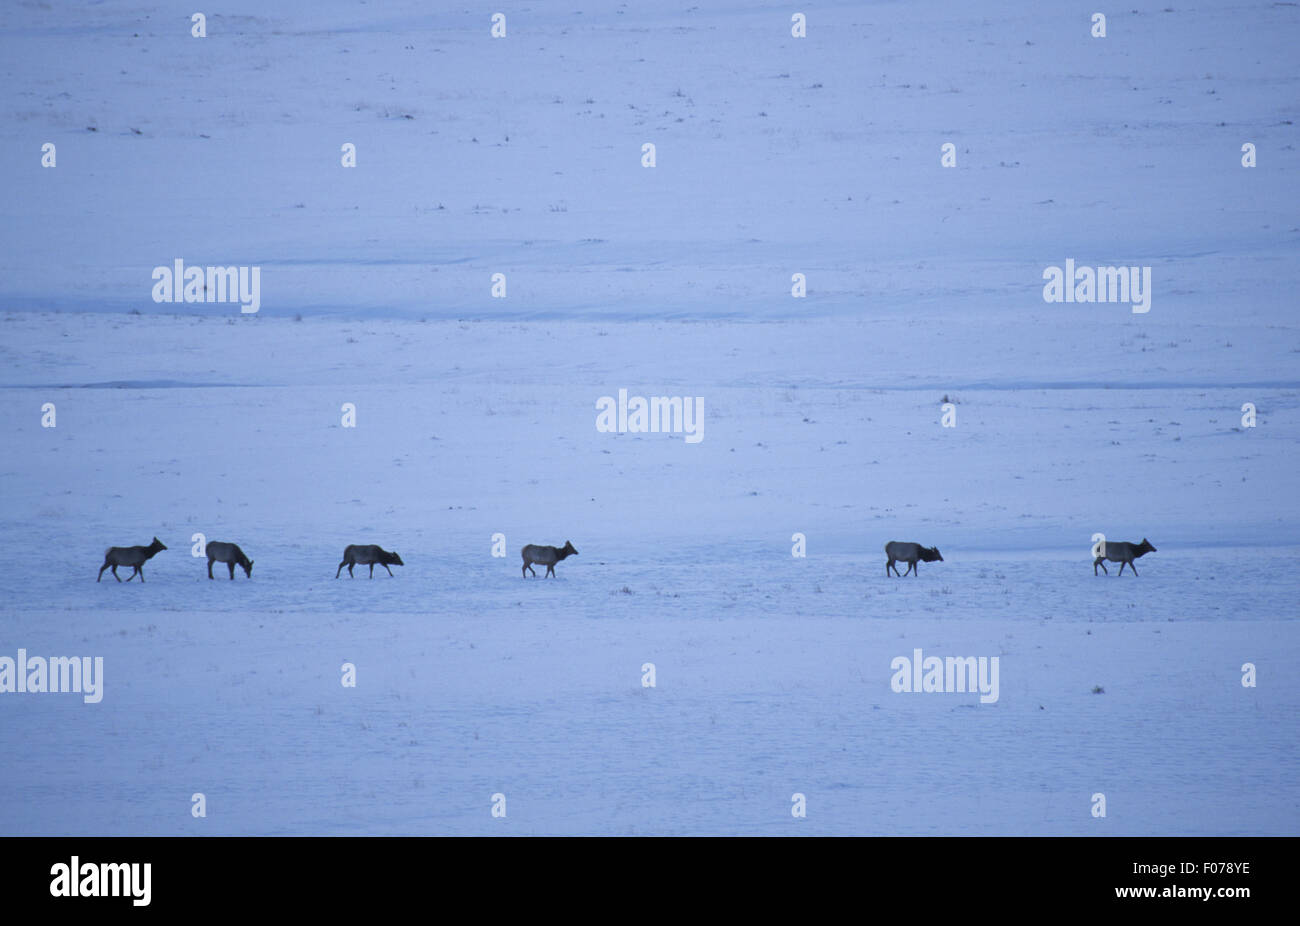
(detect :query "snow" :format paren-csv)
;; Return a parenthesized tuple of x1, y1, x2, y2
(0, 0, 1298, 834)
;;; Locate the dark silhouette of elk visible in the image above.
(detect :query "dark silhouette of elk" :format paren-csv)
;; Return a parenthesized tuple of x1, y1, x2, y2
(336, 544, 403, 578)
(522, 541, 578, 578)
(1094, 538, 1156, 576)
(885, 541, 943, 577)
(206, 541, 253, 580)
(97, 537, 167, 582)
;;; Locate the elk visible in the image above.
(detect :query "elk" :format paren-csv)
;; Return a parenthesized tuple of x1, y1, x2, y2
(206, 541, 253, 580)
(522, 541, 578, 578)
(1093, 538, 1156, 576)
(885, 541, 943, 577)
(336, 544, 404, 578)
(97, 537, 167, 582)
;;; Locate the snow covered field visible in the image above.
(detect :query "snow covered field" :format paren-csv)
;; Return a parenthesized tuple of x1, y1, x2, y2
(1, 0, 1298, 834)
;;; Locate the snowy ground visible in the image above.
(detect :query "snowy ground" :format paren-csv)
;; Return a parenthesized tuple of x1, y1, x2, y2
(1, 0, 1298, 835)
(1, 313, 1296, 835)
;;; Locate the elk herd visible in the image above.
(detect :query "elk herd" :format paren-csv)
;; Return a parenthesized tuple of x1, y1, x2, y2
(96, 539, 581, 581)
(94, 535, 1160, 582)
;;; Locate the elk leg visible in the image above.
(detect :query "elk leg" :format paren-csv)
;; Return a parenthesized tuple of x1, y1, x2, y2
(112, 565, 121, 582)
(98, 563, 108, 582)
(547, 564, 556, 577)
(1129, 562, 1138, 576)
(383, 564, 394, 577)
(138, 566, 145, 583)
(348, 564, 354, 578)
(229, 562, 236, 580)
(369, 563, 375, 578)
(208, 559, 215, 579)
(1117, 561, 1126, 576)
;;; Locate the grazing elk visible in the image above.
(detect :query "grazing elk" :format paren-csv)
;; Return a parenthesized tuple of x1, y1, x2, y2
(885, 541, 943, 577)
(336, 544, 404, 578)
(522, 541, 578, 578)
(206, 541, 253, 580)
(97, 537, 167, 582)
(1094, 538, 1156, 576)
